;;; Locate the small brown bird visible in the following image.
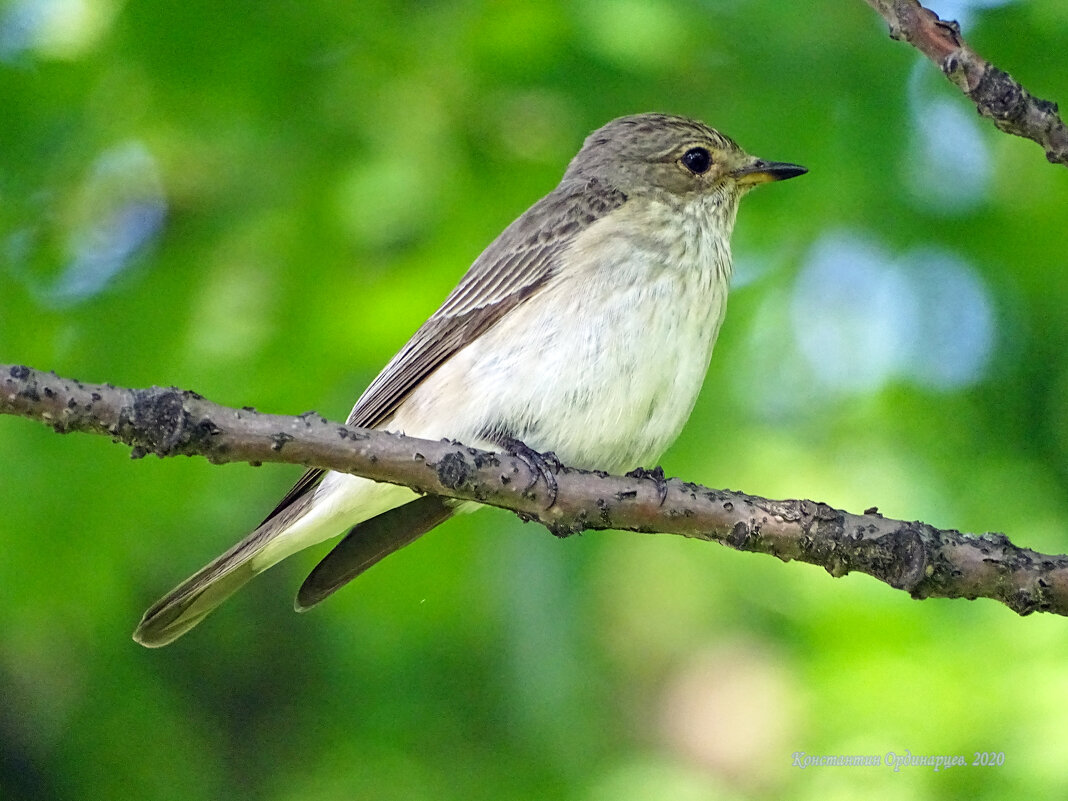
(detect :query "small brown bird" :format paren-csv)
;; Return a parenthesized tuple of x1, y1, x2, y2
(134, 112, 806, 647)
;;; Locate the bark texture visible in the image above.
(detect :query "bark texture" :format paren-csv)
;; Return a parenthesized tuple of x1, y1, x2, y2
(864, 0, 1068, 166)
(5, 363, 1068, 618)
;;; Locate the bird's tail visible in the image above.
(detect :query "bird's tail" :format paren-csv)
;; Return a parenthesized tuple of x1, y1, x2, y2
(132, 517, 292, 648)
(133, 474, 420, 647)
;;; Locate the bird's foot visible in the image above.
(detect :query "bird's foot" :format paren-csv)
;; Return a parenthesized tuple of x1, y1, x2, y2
(501, 437, 562, 507)
(625, 465, 669, 506)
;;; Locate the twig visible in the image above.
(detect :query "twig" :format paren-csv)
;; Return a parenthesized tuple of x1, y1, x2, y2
(4, 362, 1068, 617)
(863, 0, 1068, 166)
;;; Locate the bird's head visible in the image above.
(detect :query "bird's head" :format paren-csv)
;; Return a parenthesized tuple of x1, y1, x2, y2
(565, 113, 806, 201)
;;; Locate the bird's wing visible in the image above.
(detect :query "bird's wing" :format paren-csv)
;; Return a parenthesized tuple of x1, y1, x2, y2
(347, 176, 627, 429)
(133, 178, 626, 647)
(260, 177, 627, 523)
(295, 494, 455, 611)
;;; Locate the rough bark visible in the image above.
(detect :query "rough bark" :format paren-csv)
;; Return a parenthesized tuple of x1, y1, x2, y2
(4, 363, 1068, 618)
(864, 0, 1068, 166)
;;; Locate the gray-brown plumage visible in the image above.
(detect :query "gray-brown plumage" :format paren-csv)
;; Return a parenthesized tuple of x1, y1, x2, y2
(133, 113, 805, 647)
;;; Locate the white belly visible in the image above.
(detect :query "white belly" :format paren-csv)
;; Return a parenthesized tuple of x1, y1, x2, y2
(265, 193, 735, 566)
(393, 196, 733, 473)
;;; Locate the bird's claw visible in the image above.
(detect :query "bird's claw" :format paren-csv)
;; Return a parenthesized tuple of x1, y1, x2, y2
(502, 437, 561, 507)
(626, 465, 669, 506)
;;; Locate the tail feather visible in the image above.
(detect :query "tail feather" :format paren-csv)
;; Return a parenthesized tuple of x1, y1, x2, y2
(133, 484, 327, 647)
(133, 560, 257, 648)
(133, 476, 429, 647)
(132, 521, 281, 648)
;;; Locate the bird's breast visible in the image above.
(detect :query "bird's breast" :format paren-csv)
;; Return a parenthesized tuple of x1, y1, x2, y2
(394, 196, 735, 473)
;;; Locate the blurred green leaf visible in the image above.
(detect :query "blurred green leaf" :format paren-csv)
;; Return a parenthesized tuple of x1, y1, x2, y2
(2, 1, 1067, 799)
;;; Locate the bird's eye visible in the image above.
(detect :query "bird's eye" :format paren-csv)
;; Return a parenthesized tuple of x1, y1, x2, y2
(681, 147, 712, 175)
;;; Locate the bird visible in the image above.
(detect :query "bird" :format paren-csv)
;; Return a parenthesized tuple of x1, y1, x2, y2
(133, 112, 806, 647)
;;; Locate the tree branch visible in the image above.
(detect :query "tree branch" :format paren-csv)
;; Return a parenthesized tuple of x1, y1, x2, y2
(4, 363, 1068, 618)
(863, 0, 1068, 166)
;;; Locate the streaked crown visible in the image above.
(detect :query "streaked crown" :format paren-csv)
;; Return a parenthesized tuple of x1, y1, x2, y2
(563, 113, 804, 199)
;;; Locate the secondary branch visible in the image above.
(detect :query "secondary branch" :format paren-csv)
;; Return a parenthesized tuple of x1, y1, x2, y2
(863, 0, 1068, 166)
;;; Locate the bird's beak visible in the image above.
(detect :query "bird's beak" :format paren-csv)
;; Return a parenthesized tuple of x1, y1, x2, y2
(731, 159, 808, 186)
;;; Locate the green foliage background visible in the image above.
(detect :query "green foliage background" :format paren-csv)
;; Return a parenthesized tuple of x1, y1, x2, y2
(2, 0, 1067, 798)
